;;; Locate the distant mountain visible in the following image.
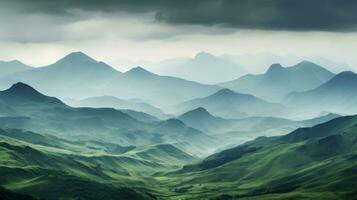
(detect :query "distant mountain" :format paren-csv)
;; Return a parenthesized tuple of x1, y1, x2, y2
(220, 61, 335, 102)
(0, 60, 32, 77)
(1, 52, 121, 98)
(164, 114, 357, 199)
(68, 96, 167, 119)
(156, 52, 246, 84)
(178, 107, 340, 147)
(104, 66, 221, 106)
(285, 71, 357, 115)
(0, 53, 221, 106)
(0, 82, 216, 156)
(178, 107, 228, 132)
(173, 88, 286, 118)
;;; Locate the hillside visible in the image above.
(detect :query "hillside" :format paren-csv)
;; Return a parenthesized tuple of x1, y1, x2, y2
(158, 114, 357, 199)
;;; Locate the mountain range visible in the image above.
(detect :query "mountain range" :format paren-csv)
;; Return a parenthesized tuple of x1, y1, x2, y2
(285, 71, 357, 116)
(0, 60, 32, 77)
(178, 107, 340, 147)
(0, 82, 217, 157)
(155, 52, 246, 84)
(0, 52, 221, 106)
(66, 96, 168, 119)
(220, 61, 335, 102)
(172, 88, 286, 118)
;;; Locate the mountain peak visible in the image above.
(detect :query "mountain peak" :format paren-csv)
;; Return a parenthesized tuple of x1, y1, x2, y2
(194, 52, 215, 60)
(7, 82, 39, 94)
(335, 70, 357, 77)
(266, 63, 284, 74)
(1, 82, 64, 105)
(125, 66, 153, 76)
(56, 51, 97, 65)
(214, 88, 236, 96)
(182, 107, 211, 117)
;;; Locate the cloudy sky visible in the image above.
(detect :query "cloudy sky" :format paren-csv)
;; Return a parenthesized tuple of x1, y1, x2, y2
(1, 0, 357, 70)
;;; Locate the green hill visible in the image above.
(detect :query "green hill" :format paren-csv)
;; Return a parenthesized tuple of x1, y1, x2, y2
(158, 115, 357, 199)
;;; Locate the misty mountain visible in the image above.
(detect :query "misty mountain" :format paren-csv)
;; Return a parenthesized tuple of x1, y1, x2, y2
(173, 88, 286, 118)
(0, 60, 32, 77)
(0, 82, 216, 156)
(1, 52, 122, 97)
(0, 52, 220, 107)
(104, 66, 220, 106)
(178, 107, 340, 147)
(220, 61, 335, 102)
(285, 71, 357, 116)
(67, 96, 167, 119)
(155, 52, 246, 84)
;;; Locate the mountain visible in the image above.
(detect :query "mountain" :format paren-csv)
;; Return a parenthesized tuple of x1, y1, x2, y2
(0, 53, 220, 106)
(220, 61, 335, 102)
(0, 82, 216, 156)
(172, 88, 286, 118)
(0, 60, 32, 77)
(285, 71, 357, 116)
(178, 107, 229, 133)
(1, 52, 122, 98)
(178, 107, 340, 147)
(161, 114, 357, 199)
(68, 95, 167, 119)
(104, 66, 221, 106)
(155, 52, 246, 84)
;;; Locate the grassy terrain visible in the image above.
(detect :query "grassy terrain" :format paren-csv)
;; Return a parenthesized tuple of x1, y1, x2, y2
(152, 115, 357, 199)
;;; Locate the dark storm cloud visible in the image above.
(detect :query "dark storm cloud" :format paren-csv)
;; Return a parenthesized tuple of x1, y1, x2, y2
(4, 0, 357, 32)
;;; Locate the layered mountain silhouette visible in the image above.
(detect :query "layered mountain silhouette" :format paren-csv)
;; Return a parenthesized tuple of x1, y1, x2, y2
(178, 107, 339, 146)
(173, 88, 286, 118)
(285, 71, 357, 115)
(0, 82, 216, 156)
(105, 66, 220, 106)
(0, 60, 32, 77)
(220, 61, 335, 102)
(156, 52, 246, 84)
(0, 52, 221, 106)
(2, 52, 121, 97)
(67, 95, 167, 119)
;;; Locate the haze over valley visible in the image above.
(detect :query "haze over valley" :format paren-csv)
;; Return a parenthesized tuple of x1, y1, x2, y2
(0, 1, 357, 199)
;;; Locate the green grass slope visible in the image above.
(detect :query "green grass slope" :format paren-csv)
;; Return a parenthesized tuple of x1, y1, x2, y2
(156, 115, 357, 199)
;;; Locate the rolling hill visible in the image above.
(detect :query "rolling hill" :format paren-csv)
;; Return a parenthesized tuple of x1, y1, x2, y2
(159, 114, 357, 199)
(220, 61, 335, 102)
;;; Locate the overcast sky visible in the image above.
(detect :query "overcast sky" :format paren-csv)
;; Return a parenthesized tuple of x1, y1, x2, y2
(1, 0, 357, 70)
